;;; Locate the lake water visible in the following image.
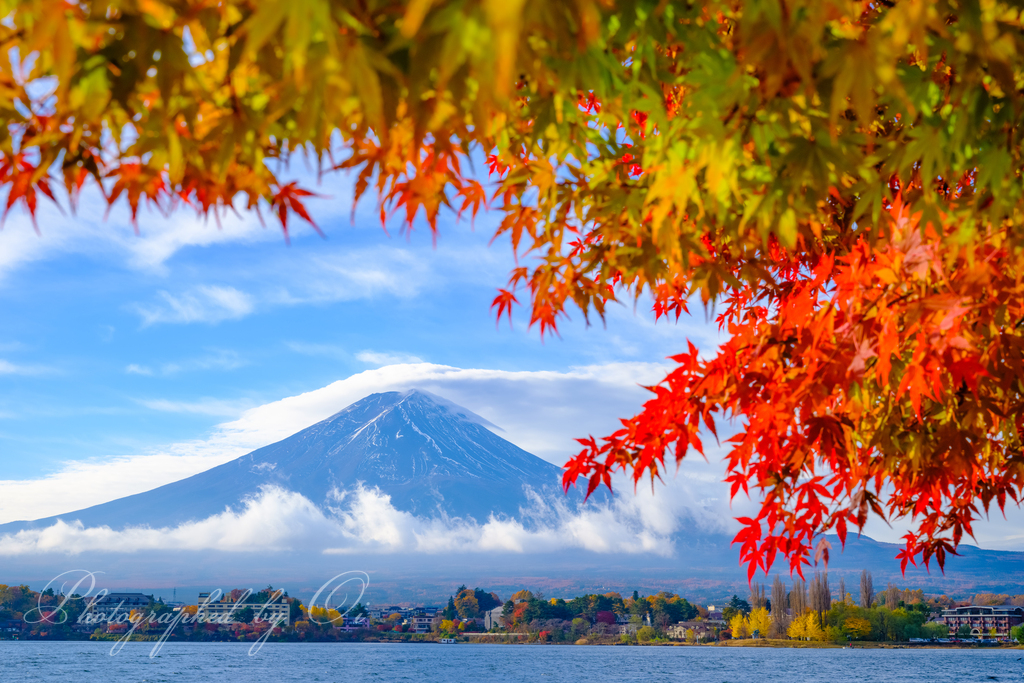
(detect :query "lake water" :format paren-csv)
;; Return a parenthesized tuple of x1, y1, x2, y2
(2, 641, 1022, 682)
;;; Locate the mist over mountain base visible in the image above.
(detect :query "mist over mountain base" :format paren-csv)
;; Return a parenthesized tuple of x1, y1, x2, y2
(3, 533, 1021, 605)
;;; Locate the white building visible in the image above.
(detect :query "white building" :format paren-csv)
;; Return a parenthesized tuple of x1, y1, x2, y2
(411, 615, 435, 633)
(484, 606, 504, 630)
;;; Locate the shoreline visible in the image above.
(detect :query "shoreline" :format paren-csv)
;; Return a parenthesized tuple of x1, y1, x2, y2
(1, 635, 1020, 650)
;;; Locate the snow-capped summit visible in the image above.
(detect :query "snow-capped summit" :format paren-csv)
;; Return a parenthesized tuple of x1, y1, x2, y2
(2, 390, 574, 532)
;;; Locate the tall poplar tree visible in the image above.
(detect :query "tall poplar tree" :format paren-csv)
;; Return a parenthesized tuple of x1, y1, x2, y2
(749, 582, 767, 611)
(885, 583, 900, 611)
(859, 570, 875, 609)
(770, 576, 790, 639)
(810, 572, 831, 627)
(791, 579, 807, 617)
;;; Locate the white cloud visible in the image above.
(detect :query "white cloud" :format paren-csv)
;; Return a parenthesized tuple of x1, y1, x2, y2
(123, 246, 442, 327)
(121, 212, 278, 274)
(0, 214, 74, 281)
(126, 350, 247, 376)
(207, 362, 678, 466)
(0, 152, 369, 283)
(0, 448, 251, 526)
(135, 286, 255, 326)
(0, 164, 488, 308)
(0, 487, 325, 555)
(0, 192, 279, 283)
(285, 341, 348, 360)
(267, 249, 431, 306)
(164, 349, 247, 374)
(0, 481, 725, 556)
(355, 350, 424, 366)
(137, 398, 253, 417)
(860, 505, 1024, 552)
(0, 359, 52, 375)
(323, 482, 710, 555)
(125, 246, 442, 327)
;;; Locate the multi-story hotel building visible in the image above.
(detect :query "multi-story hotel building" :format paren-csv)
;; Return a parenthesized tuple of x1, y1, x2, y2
(940, 605, 1024, 638)
(197, 592, 291, 627)
(86, 593, 155, 622)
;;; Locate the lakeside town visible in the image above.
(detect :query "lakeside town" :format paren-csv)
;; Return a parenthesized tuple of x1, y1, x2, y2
(2, 572, 1022, 647)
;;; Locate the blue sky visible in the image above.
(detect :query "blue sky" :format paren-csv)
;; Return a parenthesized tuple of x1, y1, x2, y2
(0, 165, 714, 478)
(2, 165, 1022, 554)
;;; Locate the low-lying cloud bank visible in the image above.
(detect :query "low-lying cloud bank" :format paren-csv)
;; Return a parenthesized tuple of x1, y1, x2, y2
(0, 478, 733, 558)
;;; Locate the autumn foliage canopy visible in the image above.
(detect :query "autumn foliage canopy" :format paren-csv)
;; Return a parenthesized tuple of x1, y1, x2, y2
(4, 0, 1024, 578)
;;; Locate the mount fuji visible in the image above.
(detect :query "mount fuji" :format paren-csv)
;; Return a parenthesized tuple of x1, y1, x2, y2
(1, 390, 586, 532)
(2, 389, 1024, 599)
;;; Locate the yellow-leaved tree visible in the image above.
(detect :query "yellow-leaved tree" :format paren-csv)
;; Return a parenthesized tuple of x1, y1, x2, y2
(788, 611, 826, 641)
(729, 613, 748, 640)
(309, 606, 343, 625)
(844, 617, 873, 641)
(748, 607, 771, 639)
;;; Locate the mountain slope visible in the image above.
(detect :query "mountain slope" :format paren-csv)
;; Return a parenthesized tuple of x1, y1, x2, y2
(3, 390, 576, 531)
